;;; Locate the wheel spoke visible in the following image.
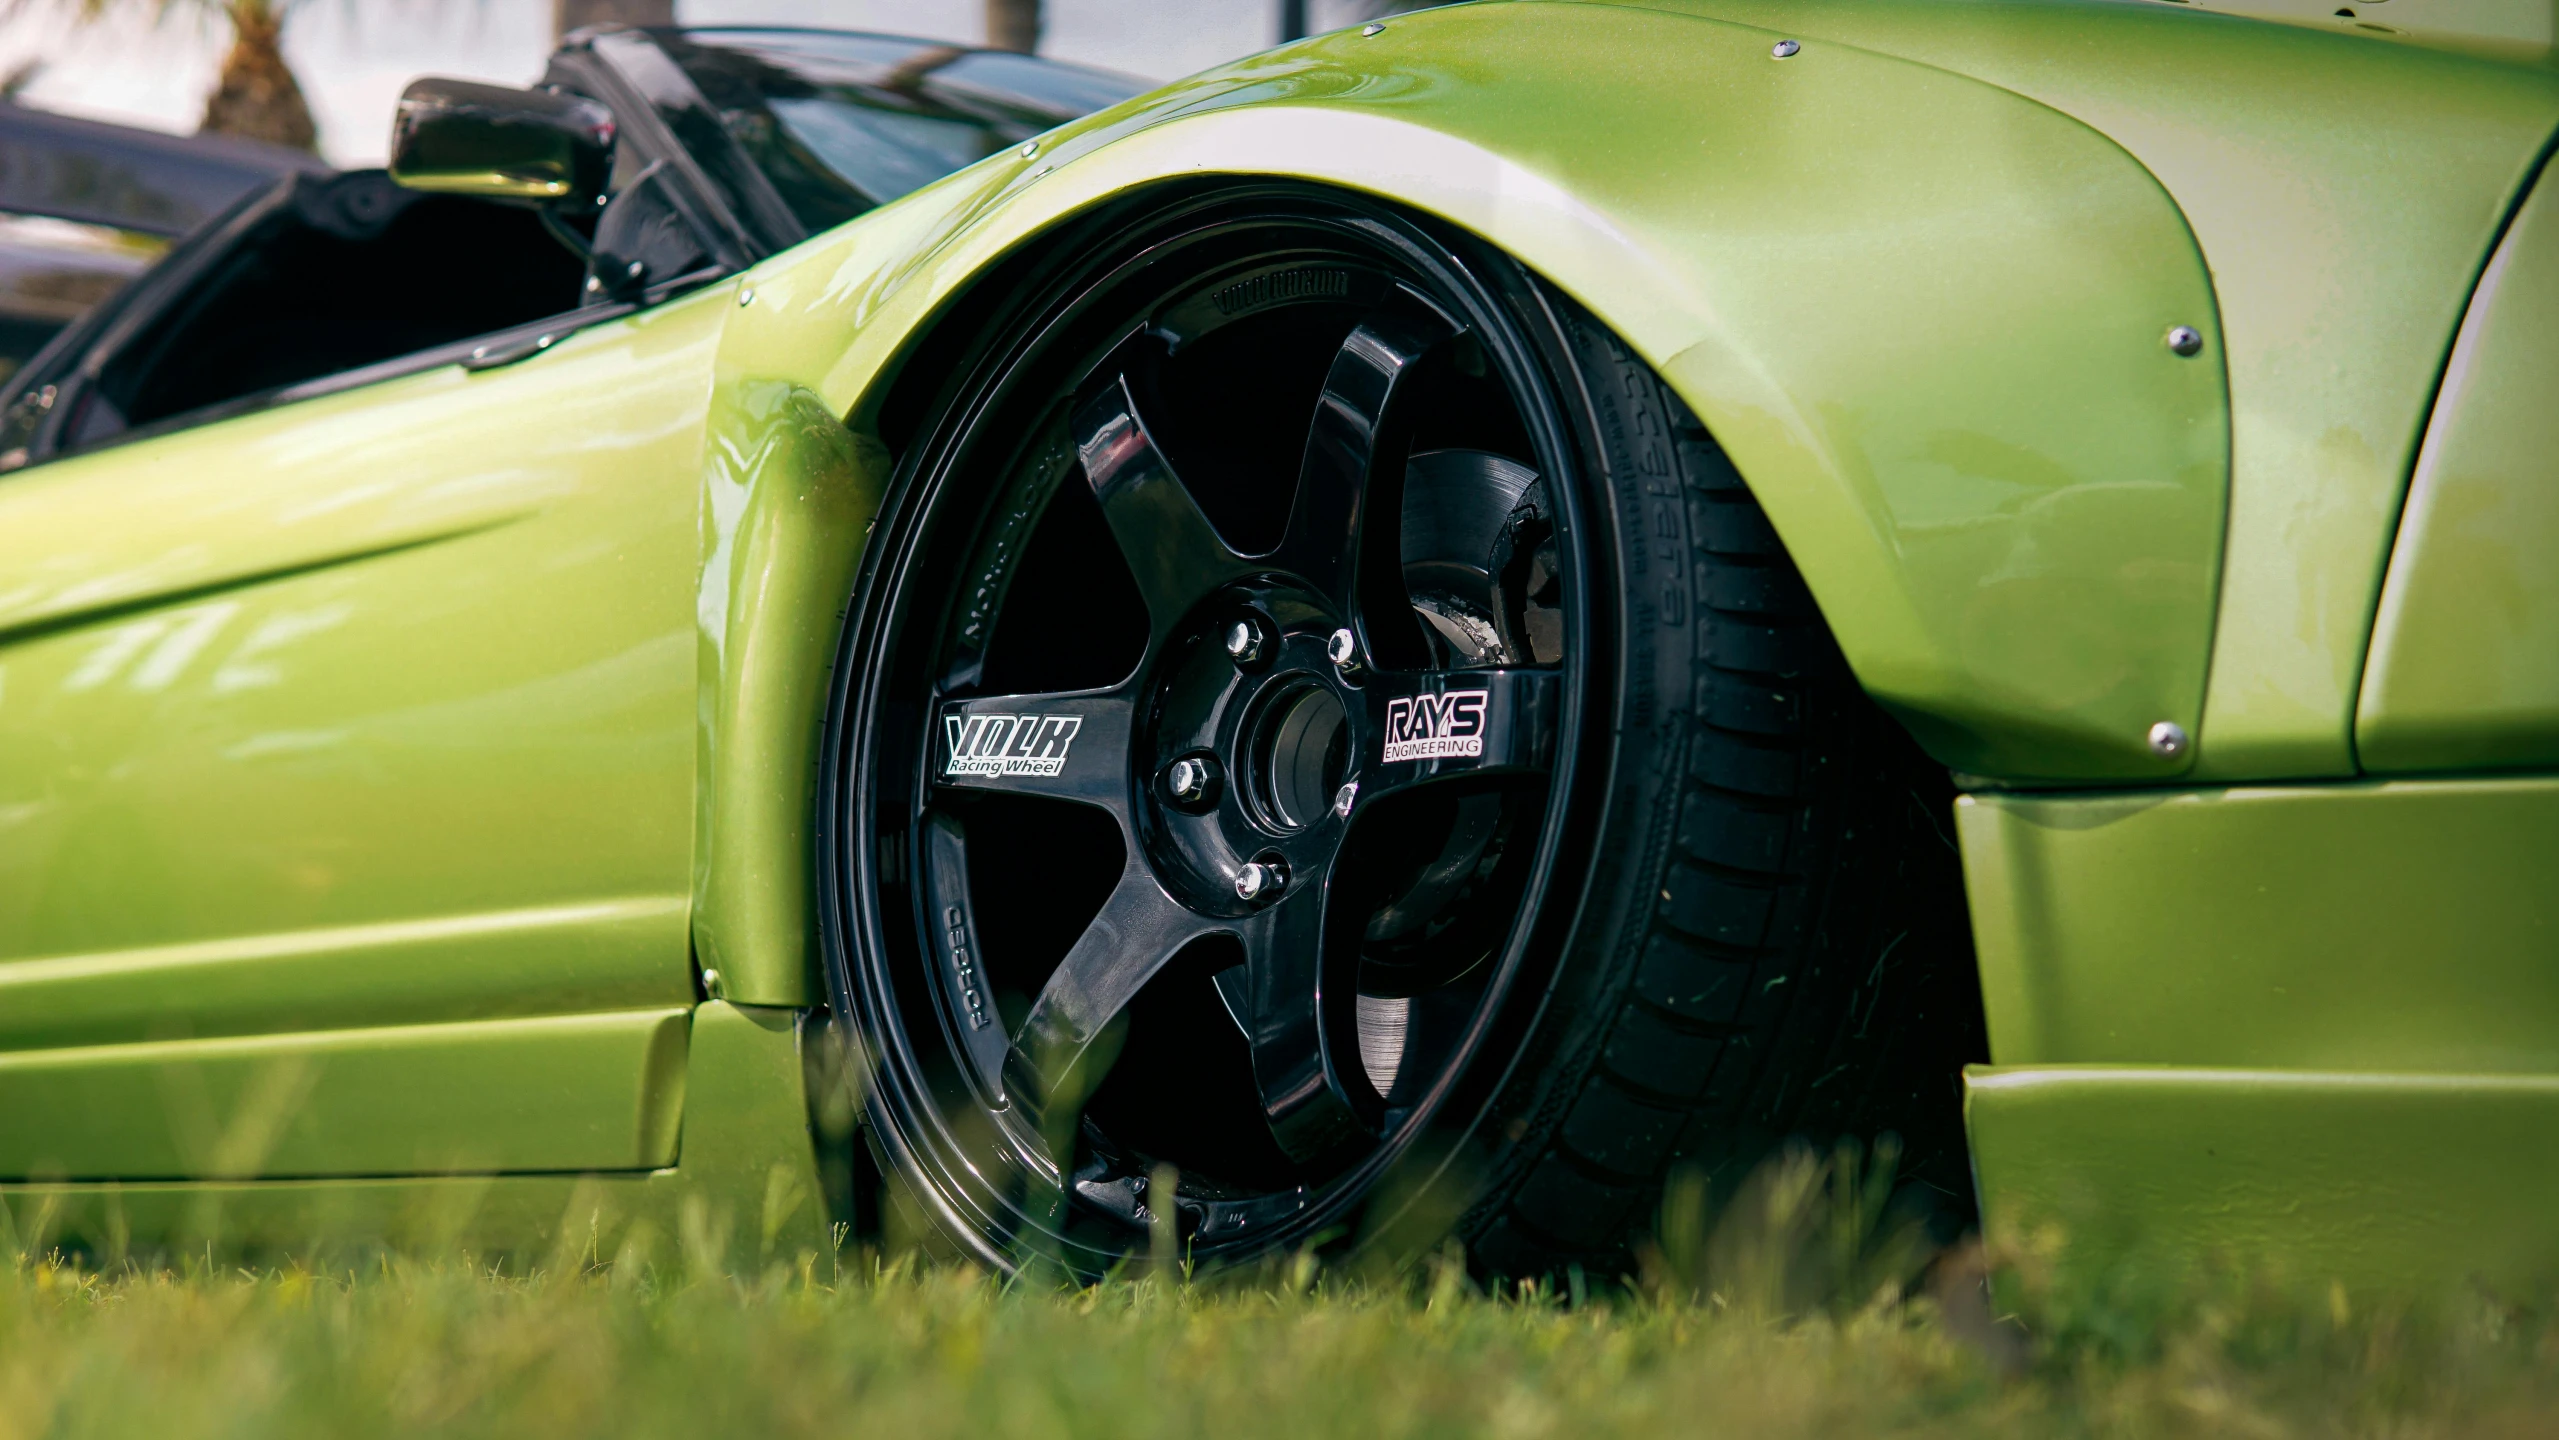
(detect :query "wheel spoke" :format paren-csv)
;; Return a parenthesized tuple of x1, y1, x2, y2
(1005, 858, 1222, 1118)
(1216, 882, 1372, 1163)
(932, 687, 1134, 814)
(1273, 311, 1456, 641)
(1345, 666, 1561, 807)
(921, 814, 1013, 1101)
(1073, 375, 1253, 639)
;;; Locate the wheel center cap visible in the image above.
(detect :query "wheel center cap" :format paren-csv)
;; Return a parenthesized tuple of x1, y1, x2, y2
(1142, 594, 1365, 911)
(1243, 681, 1349, 833)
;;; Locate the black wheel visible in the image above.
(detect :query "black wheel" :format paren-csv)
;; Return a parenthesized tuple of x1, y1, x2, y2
(820, 185, 1982, 1278)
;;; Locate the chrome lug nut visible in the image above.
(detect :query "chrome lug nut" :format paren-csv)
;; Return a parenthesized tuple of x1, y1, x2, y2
(1234, 860, 1286, 902)
(1326, 627, 1361, 673)
(1165, 754, 1222, 806)
(1332, 780, 1359, 819)
(1225, 618, 1266, 664)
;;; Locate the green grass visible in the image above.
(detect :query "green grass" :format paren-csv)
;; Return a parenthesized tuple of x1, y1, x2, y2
(5, 1226, 2559, 1436)
(0, 1148, 2549, 1437)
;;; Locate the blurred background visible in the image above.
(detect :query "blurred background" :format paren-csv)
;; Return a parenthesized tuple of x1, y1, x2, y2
(0, 0, 1411, 385)
(0, 0, 1405, 165)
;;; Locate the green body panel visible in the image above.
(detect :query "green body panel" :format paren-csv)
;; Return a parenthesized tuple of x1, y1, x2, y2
(1627, 0, 2559, 778)
(0, 1009, 687, 1179)
(0, 272, 723, 1177)
(0, 899, 684, 1052)
(673, 1002, 834, 1262)
(2360, 158, 2559, 771)
(0, 291, 715, 960)
(730, 0, 2229, 780)
(0, 1003, 828, 1264)
(1959, 773, 2559, 1279)
(691, 382, 888, 1009)
(1960, 779, 2559, 1072)
(1968, 1068, 2559, 1288)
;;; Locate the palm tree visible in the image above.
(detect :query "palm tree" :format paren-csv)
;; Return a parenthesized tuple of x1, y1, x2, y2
(553, 0, 670, 41)
(986, 0, 1039, 53)
(198, 0, 315, 150)
(16, 0, 317, 151)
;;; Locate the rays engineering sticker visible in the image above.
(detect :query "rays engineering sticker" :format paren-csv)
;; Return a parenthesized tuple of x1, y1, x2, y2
(944, 712, 1083, 777)
(1382, 690, 1488, 763)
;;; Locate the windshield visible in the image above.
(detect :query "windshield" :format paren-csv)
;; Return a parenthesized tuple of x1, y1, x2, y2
(654, 29, 1149, 234)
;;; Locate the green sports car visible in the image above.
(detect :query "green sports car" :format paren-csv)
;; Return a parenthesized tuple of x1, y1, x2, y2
(0, 0, 2550, 1284)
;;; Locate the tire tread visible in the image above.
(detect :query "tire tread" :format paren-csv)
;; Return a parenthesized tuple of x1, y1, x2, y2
(1471, 294, 1980, 1278)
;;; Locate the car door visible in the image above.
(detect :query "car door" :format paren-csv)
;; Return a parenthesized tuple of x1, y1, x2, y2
(0, 127, 743, 1181)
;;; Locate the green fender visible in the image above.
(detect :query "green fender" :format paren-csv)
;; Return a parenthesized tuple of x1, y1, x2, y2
(700, 0, 2224, 793)
(2360, 154, 2559, 773)
(692, 376, 888, 1008)
(1631, 0, 2559, 780)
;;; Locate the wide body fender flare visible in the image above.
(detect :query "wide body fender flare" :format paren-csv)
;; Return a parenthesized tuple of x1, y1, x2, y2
(721, 1, 2224, 790)
(695, 0, 2229, 1002)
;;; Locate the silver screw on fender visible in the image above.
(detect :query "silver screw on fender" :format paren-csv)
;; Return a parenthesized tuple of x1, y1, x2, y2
(1771, 38, 1801, 57)
(1226, 618, 1266, 664)
(1332, 781, 1359, 819)
(2165, 325, 2203, 356)
(2147, 721, 2190, 758)
(1235, 861, 1286, 902)
(1326, 627, 1362, 674)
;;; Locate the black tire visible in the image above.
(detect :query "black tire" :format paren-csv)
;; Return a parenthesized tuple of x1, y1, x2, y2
(1462, 305, 1986, 1275)
(818, 183, 1982, 1279)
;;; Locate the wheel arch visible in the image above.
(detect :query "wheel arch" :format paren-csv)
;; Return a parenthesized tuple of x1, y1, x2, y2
(690, 369, 891, 1009)
(693, 0, 2237, 998)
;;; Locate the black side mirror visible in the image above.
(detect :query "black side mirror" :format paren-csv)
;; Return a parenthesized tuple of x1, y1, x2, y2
(388, 78, 614, 207)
